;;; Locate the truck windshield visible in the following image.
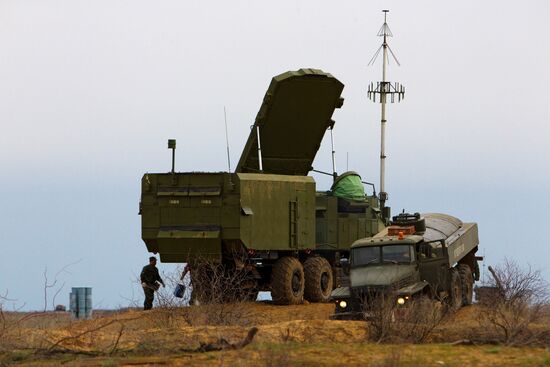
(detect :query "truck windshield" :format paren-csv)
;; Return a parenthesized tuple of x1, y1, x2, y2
(382, 245, 414, 263)
(352, 245, 414, 266)
(352, 246, 380, 266)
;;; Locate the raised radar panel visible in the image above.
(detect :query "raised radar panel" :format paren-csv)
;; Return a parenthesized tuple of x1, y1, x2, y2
(236, 68, 344, 176)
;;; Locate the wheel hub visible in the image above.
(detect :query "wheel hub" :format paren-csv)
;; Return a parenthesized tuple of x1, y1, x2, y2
(292, 271, 301, 294)
(320, 272, 329, 292)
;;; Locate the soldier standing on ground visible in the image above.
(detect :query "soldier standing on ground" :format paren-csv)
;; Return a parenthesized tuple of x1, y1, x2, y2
(140, 256, 165, 310)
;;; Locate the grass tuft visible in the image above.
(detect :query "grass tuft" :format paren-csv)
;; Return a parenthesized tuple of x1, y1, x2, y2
(101, 360, 119, 367)
(9, 351, 31, 362)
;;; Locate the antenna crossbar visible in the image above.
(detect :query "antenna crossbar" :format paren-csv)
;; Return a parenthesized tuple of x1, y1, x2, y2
(367, 10, 405, 219)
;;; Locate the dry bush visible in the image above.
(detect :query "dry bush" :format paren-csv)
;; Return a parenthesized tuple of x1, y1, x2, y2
(0, 292, 10, 351)
(140, 266, 190, 329)
(0, 292, 44, 352)
(364, 290, 448, 343)
(183, 259, 256, 326)
(37, 317, 133, 356)
(142, 259, 256, 328)
(476, 259, 550, 346)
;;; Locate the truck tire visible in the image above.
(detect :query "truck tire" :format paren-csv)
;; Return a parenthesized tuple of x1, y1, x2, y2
(449, 268, 462, 311)
(271, 257, 304, 305)
(303, 257, 334, 303)
(458, 264, 473, 306)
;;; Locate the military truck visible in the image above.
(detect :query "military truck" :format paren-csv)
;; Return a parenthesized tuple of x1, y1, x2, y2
(139, 69, 386, 305)
(331, 212, 480, 319)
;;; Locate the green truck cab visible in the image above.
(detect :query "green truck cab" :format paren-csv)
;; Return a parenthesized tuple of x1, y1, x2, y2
(332, 213, 480, 319)
(140, 69, 386, 305)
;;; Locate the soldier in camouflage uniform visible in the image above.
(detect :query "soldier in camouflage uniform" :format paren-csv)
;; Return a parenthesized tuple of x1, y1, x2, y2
(140, 256, 165, 310)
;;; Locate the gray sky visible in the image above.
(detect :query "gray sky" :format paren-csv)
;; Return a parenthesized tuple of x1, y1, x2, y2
(1, 0, 548, 310)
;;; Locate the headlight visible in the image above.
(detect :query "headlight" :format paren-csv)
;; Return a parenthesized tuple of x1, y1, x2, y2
(397, 297, 405, 305)
(339, 300, 347, 309)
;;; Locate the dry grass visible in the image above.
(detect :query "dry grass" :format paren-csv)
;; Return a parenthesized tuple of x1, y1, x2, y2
(0, 302, 548, 366)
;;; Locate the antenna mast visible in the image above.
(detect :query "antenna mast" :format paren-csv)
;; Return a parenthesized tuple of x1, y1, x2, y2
(224, 106, 231, 173)
(367, 10, 405, 219)
(330, 127, 337, 181)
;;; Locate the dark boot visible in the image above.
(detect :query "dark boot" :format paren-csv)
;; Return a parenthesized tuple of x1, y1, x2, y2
(143, 286, 155, 310)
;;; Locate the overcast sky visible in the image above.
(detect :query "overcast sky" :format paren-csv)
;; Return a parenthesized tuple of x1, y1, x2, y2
(1, 0, 548, 310)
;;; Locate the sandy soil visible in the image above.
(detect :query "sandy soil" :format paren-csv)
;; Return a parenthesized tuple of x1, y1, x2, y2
(1, 302, 548, 366)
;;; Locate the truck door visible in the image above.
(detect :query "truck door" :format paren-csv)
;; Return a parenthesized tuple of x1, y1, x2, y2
(417, 240, 449, 298)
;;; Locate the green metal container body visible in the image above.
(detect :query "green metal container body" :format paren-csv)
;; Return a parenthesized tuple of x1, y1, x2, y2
(140, 172, 384, 263)
(238, 173, 315, 252)
(315, 194, 385, 251)
(141, 172, 315, 262)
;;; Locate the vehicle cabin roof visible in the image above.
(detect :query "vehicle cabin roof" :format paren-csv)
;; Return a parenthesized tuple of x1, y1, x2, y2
(351, 235, 424, 248)
(351, 213, 464, 249)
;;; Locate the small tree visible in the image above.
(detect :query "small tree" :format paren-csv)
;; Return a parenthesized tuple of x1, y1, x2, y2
(148, 256, 255, 327)
(42, 259, 82, 312)
(364, 288, 448, 343)
(478, 259, 549, 346)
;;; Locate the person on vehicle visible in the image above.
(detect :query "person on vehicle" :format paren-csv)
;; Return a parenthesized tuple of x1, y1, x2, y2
(140, 256, 165, 310)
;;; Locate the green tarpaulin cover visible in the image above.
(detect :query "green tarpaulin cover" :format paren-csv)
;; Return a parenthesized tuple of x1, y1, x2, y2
(331, 171, 365, 200)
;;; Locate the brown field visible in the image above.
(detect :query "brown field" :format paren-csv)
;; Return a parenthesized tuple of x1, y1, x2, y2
(1, 302, 549, 366)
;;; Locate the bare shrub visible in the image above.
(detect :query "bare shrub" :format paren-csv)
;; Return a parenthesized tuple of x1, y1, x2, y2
(0, 291, 9, 350)
(364, 290, 448, 343)
(42, 260, 82, 312)
(23, 313, 145, 357)
(142, 258, 256, 327)
(0, 291, 41, 352)
(143, 266, 190, 329)
(477, 259, 550, 346)
(182, 258, 256, 326)
(363, 292, 395, 343)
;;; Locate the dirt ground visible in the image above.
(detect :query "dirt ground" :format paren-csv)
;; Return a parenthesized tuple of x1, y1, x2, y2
(1, 302, 549, 366)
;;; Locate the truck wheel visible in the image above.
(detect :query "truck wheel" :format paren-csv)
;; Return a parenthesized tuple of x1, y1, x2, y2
(458, 264, 473, 306)
(271, 257, 304, 305)
(449, 268, 462, 311)
(304, 257, 333, 303)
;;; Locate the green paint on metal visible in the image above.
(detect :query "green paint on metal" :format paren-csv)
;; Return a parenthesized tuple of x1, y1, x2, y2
(331, 171, 366, 201)
(237, 68, 344, 176)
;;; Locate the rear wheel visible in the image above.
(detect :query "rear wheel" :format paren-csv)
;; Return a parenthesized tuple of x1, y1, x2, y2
(458, 264, 474, 306)
(449, 268, 462, 311)
(271, 257, 304, 305)
(304, 257, 333, 303)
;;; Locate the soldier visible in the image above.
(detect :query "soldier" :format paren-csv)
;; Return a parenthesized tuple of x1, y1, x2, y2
(140, 256, 165, 310)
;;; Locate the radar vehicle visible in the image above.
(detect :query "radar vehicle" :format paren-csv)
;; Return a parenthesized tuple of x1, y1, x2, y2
(139, 69, 387, 304)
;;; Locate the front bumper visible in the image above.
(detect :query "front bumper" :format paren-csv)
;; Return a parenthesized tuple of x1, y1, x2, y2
(330, 310, 363, 320)
(330, 297, 363, 320)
